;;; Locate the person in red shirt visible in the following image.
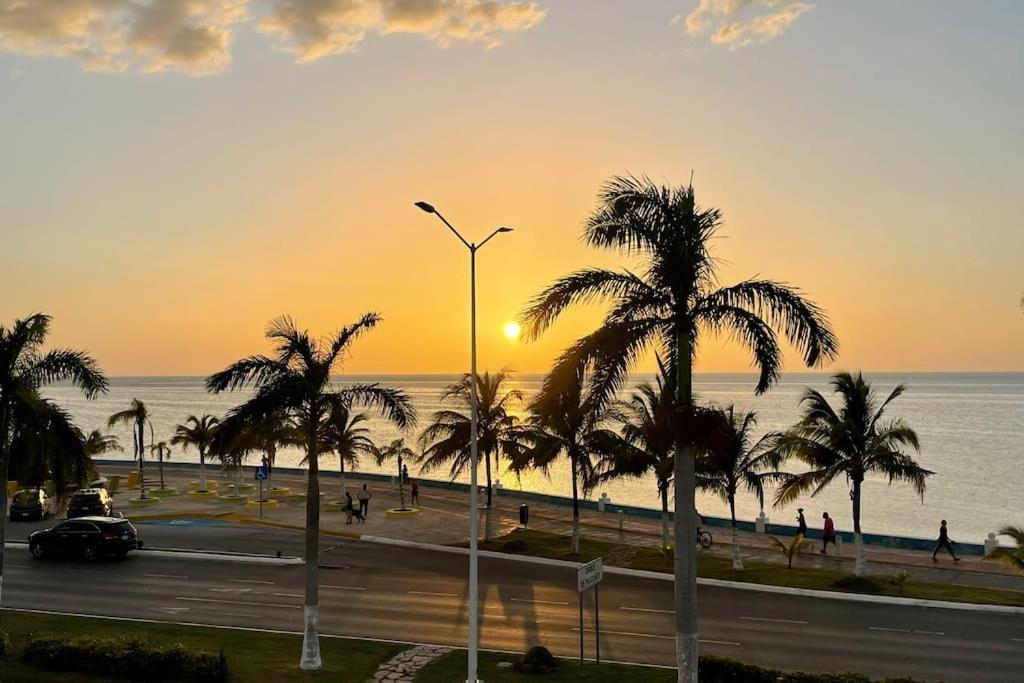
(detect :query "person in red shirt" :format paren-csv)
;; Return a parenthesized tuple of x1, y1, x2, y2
(820, 511, 838, 555)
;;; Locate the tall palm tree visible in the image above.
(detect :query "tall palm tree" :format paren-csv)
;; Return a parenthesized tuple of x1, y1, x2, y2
(207, 314, 415, 671)
(107, 399, 151, 499)
(519, 176, 838, 680)
(377, 439, 417, 511)
(321, 403, 377, 498)
(9, 392, 94, 500)
(772, 372, 931, 577)
(510, 369, 619, 554)
(171, 415, 220, 492)
(696, 407, 779, 570)
(988, 526, 1024, 575)
(0, 313, 107, 605)
(594, 359, 678, 549)
(419, 370, 523, 539)
(150, 441, 172, 491)
(83, 429, 122, 458)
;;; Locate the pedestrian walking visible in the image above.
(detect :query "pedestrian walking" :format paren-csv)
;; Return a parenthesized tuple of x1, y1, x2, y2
(932, 520, 960, 562)
(402, 464, 410, 485)
(358, 484, 372, 519)
(797, 508, 808, 537)
(411, 480, 419, 507)
(820, 512, 838, 554)
(344, 491, 355, 524)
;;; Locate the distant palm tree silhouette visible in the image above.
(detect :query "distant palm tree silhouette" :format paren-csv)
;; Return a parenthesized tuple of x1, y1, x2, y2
(149, 441, 172, 491)
(171, 415, 219, 492)
(322, 403, 378, 499)
(83, 429, 122, 458)
(772, 372, 932, 577)
(108, 399, 152, 500)
(377, 439, 417, 511)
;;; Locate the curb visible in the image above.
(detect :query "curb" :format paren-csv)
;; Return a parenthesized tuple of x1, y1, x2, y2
(357, 535, 1024, 615)
(4, 540, 302, 566)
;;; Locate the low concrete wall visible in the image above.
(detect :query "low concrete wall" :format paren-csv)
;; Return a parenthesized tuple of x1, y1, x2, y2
(95, 459, 986, 556)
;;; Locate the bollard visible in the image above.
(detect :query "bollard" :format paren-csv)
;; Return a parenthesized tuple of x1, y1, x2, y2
(755, 511, 768, 534)
(618, 509, 624, 531)
(495, 480, 503, 497)
(598, 492, 610, 515)
(985, 532, 999, 556)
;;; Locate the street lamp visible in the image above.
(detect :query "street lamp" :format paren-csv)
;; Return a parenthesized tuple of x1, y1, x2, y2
(415, 200, 512, 683)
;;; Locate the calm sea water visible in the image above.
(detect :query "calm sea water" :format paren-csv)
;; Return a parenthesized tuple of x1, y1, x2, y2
(44, 373, 1024, 542)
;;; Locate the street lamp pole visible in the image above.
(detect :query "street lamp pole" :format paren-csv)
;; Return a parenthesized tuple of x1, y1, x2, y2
(415, 201, 511, 683)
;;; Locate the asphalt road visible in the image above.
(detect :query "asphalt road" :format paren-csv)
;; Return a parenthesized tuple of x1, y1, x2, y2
(2, 520, 1022, 682)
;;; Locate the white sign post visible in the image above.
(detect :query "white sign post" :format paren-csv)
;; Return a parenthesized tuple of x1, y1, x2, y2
(576, 558, 603, 666)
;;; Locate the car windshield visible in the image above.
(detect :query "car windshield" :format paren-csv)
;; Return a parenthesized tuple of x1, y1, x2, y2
(13, 491, 38, 504)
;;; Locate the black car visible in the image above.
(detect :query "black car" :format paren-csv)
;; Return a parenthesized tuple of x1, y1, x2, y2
(28, 517, 142, 560)
(9, 488, 49, 521)
(66, 488, 113, 518)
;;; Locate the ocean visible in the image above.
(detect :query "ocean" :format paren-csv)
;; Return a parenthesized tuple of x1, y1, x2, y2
(44, 372, 1024, 543)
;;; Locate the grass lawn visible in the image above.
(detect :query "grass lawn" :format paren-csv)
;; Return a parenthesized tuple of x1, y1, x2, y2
(416, 650, 674, 683)
(475, 529, 1024, 607)
(0, 610, 403, 682)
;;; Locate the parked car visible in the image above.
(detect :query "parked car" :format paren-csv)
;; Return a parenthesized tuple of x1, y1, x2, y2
(28, 517, 142, 560)
(66, 488, 113, 518)
(9, 488, 49, 521)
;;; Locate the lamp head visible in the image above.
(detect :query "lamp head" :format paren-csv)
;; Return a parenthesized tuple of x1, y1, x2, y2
(497, 227, 513, 233)
(414, 201, 436, 214)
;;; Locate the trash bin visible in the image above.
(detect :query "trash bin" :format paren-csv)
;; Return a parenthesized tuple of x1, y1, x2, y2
(108, 475, 121, 494)
(519, 504, 529, 527)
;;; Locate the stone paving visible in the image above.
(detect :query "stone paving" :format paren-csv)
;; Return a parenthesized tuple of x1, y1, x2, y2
(370, 644, 451, 682)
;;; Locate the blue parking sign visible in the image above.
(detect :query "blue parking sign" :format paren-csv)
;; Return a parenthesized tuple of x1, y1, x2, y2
(255, 466, 269, 481)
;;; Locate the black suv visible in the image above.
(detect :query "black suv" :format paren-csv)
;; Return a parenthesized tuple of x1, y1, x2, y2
(28, 517, 142, 560)
(9, 488, 49, 521)
(67, 488, 113, 518)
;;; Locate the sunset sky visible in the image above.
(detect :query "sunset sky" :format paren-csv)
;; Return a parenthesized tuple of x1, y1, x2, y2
(2, 1, 1021, 376)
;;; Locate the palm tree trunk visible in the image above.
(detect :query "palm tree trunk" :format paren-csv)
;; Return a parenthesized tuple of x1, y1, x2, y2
(398, 455, 406, 511)
(339, 454, 346, 498)
(570, 450, 581, 555)
(660, 482, 671, 550)
(674, 323, 698, 683)
(483, 448, 495, 541)
(137, 421, 146, 500)
(0, 397, 12, 606)
(852, 478, 866, 577)
(300, 415, 322, 671)
(730, 496, 743, 571)
(199, 446, 207, 492)
(159, 451, 165, 490)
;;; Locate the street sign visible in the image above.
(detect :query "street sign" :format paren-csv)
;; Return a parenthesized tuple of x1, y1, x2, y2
(255, 466, 269, 481)
(577, 558, 603, 592)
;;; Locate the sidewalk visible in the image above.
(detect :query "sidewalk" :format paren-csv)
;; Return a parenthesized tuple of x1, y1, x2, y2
(99, 464, 1024, 593)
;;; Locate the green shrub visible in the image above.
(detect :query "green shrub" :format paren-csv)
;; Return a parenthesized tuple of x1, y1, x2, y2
(515, 645, 559, 674)
(23, 635, 228, 682)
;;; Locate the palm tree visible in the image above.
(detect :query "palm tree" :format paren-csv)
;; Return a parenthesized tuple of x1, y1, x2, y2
(207, 314, 415, 671)
(987, 526, 1024, 575)
(594, 359, 678, 549)
(419, 370, 523, 539)
(519, 176, 838, 680)
(377, 439, 417, 511)
(107, 399, 151, 500)
(769, 533, 813, 569)
(510, 369, 619, 554)
(171, 415, 219, 492)
(322, 403, 377, 499)
(83, 429, 122, 458)
(772, 372, 932, 577)
(0, 313, 108, 605)
(150, 441, 172, 491)
(696, 407, 780, 570)
(9, 392, 94, 501)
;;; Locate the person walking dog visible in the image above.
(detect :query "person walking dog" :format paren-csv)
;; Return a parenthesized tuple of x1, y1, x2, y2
(932, 520, 960, 562)
(358, 484, 372, 519)
(820, 512, 838, 554)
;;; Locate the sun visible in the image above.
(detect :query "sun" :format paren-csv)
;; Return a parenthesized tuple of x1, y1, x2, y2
(503, 321, 522, 341)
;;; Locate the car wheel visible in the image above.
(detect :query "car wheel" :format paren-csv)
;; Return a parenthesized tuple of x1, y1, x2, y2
(82, 545, 97, 561)
(30, 544, 44, 559)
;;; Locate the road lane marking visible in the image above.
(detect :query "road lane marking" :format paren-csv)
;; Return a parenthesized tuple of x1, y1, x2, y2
(210, 588, 252, 594)
(273, 593, 304, 598)
(869, 627, 911, 633)
(223, 612, 262, 618)
(1012, 638, 1024, 642)
(701, 639, 743, 646)
(144, 574, 188, 580)
(409, 591, 462, 598)
(511, 598, 569, 606)
(620, 607, 673, 614)
(176, 597, 300, 609)
(740, 616, 808, 625)
(230, 579, 274, 585)
(916, 630, 944, 636)
(322, 585, 366, 591)
(571, 626, 741, 645)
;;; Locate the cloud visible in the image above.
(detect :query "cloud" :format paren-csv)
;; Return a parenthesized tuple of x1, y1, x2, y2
(259, 0, 547, 64)
(675, 0, 814, 49)
(0, 0, 246, 75)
